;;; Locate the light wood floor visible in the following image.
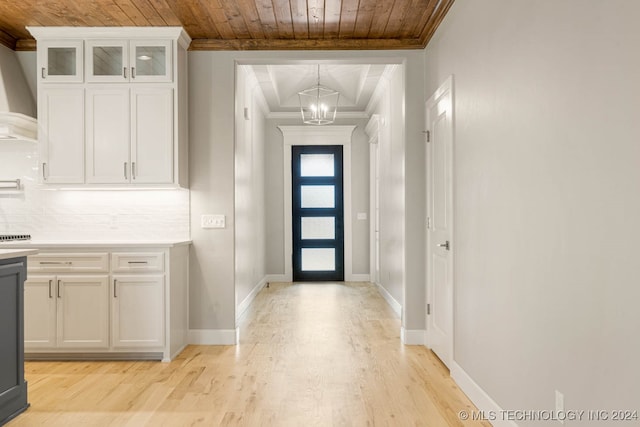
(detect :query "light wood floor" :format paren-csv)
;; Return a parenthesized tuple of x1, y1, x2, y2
(10, 282, 489, 426)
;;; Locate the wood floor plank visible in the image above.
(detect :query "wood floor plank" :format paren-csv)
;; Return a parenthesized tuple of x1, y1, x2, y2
(10, 282, 489, 426)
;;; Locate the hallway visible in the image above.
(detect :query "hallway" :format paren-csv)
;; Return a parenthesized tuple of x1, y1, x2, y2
(14, 282, 488, 426)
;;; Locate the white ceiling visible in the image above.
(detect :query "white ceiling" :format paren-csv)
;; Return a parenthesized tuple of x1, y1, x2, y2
(249, 63, 390, 114)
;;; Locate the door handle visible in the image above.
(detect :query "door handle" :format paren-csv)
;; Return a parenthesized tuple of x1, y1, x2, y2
(114, 279, 117, 298)
(57, 280, 61, 298)
(49, 280, 53, 298)
(437, 241, 450, 251)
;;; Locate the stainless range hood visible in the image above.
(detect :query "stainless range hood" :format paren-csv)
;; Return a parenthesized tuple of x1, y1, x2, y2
(0, 44, 37, 142)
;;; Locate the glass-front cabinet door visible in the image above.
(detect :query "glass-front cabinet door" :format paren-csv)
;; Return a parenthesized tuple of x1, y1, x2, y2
(86, 40, 128, 83)
(130, 41, 172, 82)
(38, 40, 84, 83)
(85, 40, 172, 83)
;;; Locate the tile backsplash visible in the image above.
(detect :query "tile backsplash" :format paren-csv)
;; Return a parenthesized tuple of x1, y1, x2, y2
(0, 141, 189, 241)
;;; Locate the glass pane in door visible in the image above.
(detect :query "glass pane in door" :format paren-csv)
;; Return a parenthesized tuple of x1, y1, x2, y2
(301, 154, 334, 177)
(301, 217, 335, 239)
(93, 46, 123, 76)
(301, 248, 336, 271)
(301, 185, 335, 208)
(48, 48, 76, 76)
(135, 46, 167, 77)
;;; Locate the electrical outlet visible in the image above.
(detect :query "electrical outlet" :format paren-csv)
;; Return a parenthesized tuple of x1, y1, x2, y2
(201, 214, 225, 229)
(555, 390, 565, 424)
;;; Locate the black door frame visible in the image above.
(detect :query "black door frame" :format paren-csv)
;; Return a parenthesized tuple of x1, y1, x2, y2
(292, 145, 344, 281)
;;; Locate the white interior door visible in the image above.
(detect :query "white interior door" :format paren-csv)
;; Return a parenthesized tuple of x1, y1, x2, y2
(426, 76, 454, 368)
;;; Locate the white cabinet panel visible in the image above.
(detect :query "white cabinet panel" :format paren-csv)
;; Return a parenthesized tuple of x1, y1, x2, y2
(86, 88, 130, 183)
(39, 88, 85, 183)
(131, 88, 173, 183)
(24, 276, 57, 348)
(57, 275, 109, 349)
(112, 275, 165, 348)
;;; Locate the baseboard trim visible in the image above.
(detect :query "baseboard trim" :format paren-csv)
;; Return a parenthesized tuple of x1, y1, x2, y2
(401, 327, 426, 345)
(451, 362, 517, 427)
(237, 276, 268, 320)
(374, 282, 402, 317)
(347, 273, 370, 282)
(188, 328, 238, 345)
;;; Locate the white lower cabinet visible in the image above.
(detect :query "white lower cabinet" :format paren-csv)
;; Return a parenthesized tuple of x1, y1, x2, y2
(25, 274, 110, 349)
(112, 275, 164, 348)
(24, 276, 57, 348)
(57, 276, 109, 348)
(24, 245, 189, 361)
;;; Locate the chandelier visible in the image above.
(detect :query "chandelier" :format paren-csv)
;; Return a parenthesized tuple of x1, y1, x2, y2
(298, 65, 339, 125)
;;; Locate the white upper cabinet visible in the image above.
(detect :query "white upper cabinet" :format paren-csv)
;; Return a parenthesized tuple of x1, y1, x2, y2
(131, 87, 174, 183)
(39, 87, 85, 183)
(38, 40, 83, 83)
(86, 39, 172, 83)
(28, 27, 191, 188)
(86, 87, 173, 184)
(86, 88, 131, 184)
(130, 40, 173, 83)
(86, 40, 128, 83)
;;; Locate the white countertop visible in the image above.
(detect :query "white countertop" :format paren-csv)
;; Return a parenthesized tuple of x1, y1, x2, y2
(0, 240, 192, 249)
(0, 249, 39, 261)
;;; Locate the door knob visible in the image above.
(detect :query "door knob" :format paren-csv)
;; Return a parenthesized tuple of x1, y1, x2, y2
(437, 241, 450, 251)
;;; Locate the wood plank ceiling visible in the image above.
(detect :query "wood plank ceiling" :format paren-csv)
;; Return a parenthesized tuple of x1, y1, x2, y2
(0, 0, 454, 51)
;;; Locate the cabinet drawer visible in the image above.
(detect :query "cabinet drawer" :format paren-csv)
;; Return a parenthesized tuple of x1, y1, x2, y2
(111, 252, 164, 273)
(28, 253, 109, 273)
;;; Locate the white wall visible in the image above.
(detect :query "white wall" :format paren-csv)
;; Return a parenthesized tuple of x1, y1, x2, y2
(366, 66, 405, 308)
(425, 0, 640, 419)
(235, 65, 268, 312)
(189, 52, 237, 333)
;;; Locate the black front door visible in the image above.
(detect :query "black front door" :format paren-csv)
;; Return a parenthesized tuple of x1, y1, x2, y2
(292, 145, 344, 281)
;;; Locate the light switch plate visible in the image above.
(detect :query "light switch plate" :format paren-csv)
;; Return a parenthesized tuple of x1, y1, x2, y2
(201, 214, 225, 229)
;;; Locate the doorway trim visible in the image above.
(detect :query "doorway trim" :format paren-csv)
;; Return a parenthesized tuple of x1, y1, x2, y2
(365, 114, 381, 286)
(279, 125, 356, 282)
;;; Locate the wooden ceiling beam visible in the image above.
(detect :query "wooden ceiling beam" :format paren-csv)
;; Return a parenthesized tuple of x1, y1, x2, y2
(419, 0, 455, 47)
(15, 39, 37, 51)
(189, 37, 424, 51)
(0, 29, 17, 50)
